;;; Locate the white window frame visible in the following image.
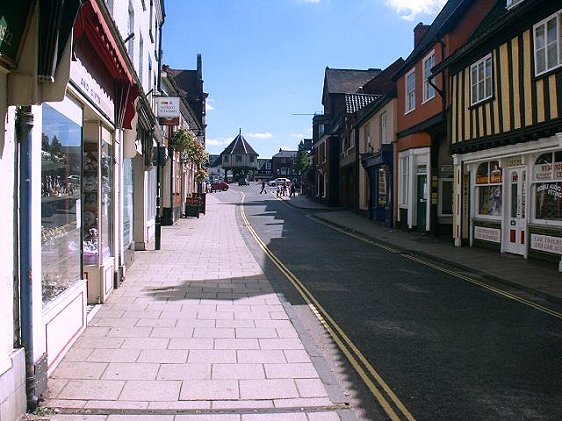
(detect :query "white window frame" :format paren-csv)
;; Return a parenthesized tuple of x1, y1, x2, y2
(506, 0, 525, 9)
(470, 54, 493, 105)
(380, 112, 388, 145)
(423, 50, 436, 103)
(399, 154, 410, 208)
(405, 69, 416, 114)
(534, 10, 562, 76)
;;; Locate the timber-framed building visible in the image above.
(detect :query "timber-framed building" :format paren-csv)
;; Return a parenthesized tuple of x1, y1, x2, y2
(438, 0, 562, 267)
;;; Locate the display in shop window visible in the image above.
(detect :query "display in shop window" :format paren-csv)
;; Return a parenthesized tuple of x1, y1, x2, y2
(41, 103, 82, 305)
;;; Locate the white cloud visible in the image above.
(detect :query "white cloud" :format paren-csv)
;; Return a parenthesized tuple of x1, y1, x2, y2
(205, 137, 231, 146)
(280, 145, 293, 151)
(386, 0, 447, 21)
(246, 132, 274, 139)
(290, 133, 305, 139)
(206, 98, 216, 112)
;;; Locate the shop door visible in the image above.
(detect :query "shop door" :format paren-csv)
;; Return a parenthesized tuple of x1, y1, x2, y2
(416, 171, 427, 231)
(505, 168, 526, 255)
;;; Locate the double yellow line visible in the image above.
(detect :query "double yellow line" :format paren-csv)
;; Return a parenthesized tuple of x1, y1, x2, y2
(240, 195, 415, 420)
(312, 217, 562, 321)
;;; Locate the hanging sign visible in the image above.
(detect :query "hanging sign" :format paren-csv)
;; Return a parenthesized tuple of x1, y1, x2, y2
(155, 96, 180, 125)
(0, 1, 33, 67)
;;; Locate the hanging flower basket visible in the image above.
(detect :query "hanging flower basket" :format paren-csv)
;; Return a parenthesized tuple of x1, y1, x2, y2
(170, 128, 208, 166)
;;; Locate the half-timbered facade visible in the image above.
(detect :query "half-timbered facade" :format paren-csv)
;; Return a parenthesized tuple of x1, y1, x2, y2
(442, 0, 562, 268)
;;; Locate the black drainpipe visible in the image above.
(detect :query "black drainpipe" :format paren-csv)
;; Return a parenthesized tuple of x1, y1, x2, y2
(16, 106, 47, 411)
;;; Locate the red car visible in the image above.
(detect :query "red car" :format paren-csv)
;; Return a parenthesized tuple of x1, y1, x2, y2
(210, 181, 229, 192)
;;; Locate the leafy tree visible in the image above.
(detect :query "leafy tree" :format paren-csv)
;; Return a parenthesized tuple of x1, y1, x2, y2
(295, 140, 310, 175)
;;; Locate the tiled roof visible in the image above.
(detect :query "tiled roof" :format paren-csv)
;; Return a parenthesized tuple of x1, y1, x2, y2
(222, 133, 258, 156)
(345, 93, 382, 114)
(324, 68, 381, 94)
(273, 150, 297, 158)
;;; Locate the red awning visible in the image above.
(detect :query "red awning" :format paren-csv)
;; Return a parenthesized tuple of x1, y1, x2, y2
(74, 0, 138, 128)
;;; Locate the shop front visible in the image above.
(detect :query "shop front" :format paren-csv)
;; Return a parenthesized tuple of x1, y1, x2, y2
(361, 144, 393, 226)
(459, 134, 562, 270)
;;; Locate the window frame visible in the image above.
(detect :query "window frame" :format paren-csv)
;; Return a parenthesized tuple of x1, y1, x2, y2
(531, 151, 562, 226)
(533, 10, 562, 77)
(422, 50, 436, 103)
(405, 68, 416, 114)
(399, 154, 410, 208)
(380, 111, 388, 145)
(474, 161, 503, 220)
(470, 54, 493, 105)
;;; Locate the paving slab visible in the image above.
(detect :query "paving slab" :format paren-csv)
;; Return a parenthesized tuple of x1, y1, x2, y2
(41, 194, 351, 421)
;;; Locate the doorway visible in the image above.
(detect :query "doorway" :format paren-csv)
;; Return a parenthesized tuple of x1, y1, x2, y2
(505, 168, 527, 255)
(416, 165, 427, 231)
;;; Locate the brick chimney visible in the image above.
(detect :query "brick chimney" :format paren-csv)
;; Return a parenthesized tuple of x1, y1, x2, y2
(414, 22, 430, 48)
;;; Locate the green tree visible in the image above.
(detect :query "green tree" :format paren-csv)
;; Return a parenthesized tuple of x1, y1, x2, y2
(295, 140, 310, 175)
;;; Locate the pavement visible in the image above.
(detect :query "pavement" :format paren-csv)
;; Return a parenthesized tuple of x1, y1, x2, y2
(279, 192, 562, 305)
(37, 188, 561, 421)
(39, 192, 355, 421)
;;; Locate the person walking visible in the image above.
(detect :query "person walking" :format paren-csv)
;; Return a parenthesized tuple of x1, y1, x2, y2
(260, 180, 266, 194)
(290, 183, 296, 197)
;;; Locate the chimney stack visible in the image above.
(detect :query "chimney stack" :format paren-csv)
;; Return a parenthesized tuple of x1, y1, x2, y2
(414, 22, 430, 48)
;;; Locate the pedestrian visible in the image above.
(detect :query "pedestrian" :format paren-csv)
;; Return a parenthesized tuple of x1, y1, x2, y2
(260, 181, 266, 194)
(290, 183, 296, 197)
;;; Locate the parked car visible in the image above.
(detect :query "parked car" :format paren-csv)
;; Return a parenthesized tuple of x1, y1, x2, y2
(238, 177, 249, 186)
(210, 181, 229, 192)
(267, 177, 291, 187)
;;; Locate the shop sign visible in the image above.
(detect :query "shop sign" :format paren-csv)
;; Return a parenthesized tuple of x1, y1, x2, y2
(531, 234, 562, 255)
(70, 58, 114, 120)
(534, 163, 552, 180)
(505, 155, 523, 167)
(555, 163, 562, 180)
(156, 97, 180, 117)
(474, 226, 501, 243)
(536, 183, 562, 198)
(0, 1, 33, 67)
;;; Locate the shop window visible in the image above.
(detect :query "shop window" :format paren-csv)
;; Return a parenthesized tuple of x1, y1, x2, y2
(532, 152, 562, 223)
(439, 178, 454, 216)
(475, 161, 502, 217)
(399, 154, 410, 207)
(377, 166, 388, 206)
(41, 101, 83, 306)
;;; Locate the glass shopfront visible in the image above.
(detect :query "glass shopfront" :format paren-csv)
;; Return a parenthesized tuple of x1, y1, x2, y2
(123, 158, 134, 248)
(533, 151, 562, 223)
(41, 98, 83, 306)
(476, 160, 503, 217)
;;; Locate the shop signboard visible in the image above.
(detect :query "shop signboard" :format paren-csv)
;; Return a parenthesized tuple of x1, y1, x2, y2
(531, 234, 562, 255)
(474, 226, 501, 243)
(0, 1, 33, 67)
(155, 96, 180, 125)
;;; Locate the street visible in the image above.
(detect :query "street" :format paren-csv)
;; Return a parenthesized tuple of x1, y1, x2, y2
(227, 183, 562, 420)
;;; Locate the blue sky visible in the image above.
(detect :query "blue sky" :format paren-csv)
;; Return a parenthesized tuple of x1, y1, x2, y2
(163, 0, 446, 158)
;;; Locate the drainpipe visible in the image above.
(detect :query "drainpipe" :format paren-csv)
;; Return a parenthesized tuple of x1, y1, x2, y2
(16, 105, 40, 411)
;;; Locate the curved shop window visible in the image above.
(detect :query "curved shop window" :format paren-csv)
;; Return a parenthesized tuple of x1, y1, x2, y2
(475, 160, 503, 218)
(41, 98, 83, 306)
(532, 151, 562, 224)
